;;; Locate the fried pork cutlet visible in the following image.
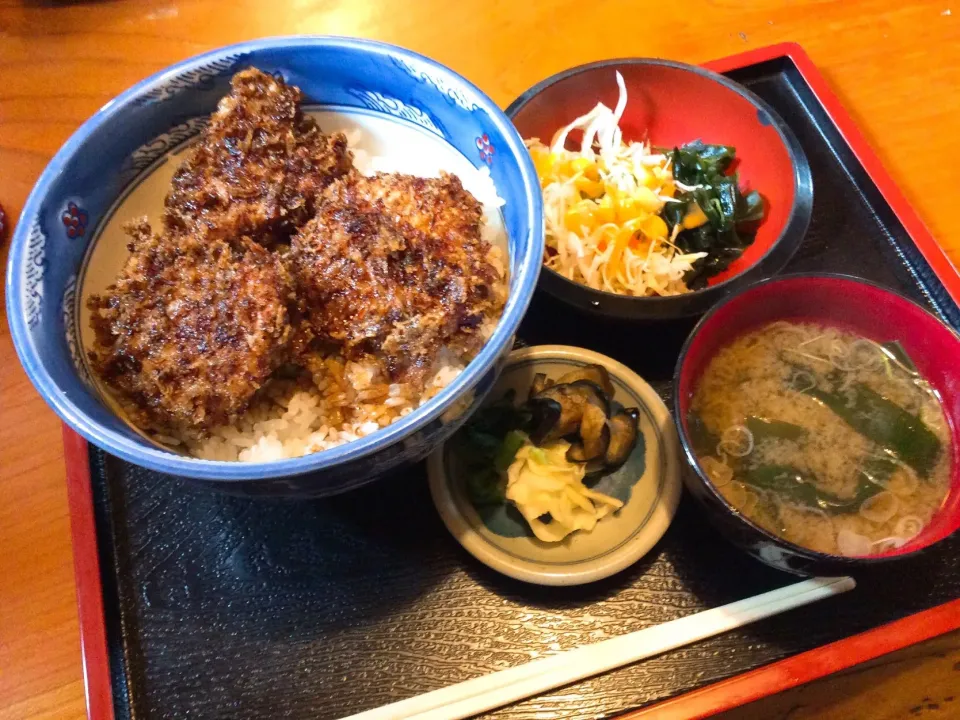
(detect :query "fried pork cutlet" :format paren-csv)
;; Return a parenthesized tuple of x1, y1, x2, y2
(291, 172, 505, 382)
(87, 219, 294, 436)
(164, 68, 352, 245)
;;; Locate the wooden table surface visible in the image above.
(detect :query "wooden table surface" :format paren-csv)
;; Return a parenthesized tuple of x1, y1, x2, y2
(2, 1, 959, 718)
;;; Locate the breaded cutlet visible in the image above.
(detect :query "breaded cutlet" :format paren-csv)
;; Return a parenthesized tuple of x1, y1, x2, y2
(164, 68, 352, 246)
(87, 218, 295, 436)
(291, 171, 505, 382)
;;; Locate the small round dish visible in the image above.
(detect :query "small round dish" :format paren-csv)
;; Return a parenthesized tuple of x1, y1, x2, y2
(428, 345, 682, 585)
(506, 58, 813, 320)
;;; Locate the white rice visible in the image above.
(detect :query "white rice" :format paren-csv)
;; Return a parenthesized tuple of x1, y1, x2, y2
(189, 137, 507, 463)
(189, 348, 474, 463)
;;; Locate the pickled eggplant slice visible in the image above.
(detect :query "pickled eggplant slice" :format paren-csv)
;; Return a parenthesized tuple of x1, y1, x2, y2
(580, 403, 611, 459)
(527, 397, 562, 446)
(566, 403, 610, 462)
(531, 381, 610, 443)
(565, 380, 612, 416)
(605, 407, 640, 469)
(530, 372, 552, 396)
(529, 385, 585, 441)
(556, 364, 615, 397)
(566, 441, 590, 463)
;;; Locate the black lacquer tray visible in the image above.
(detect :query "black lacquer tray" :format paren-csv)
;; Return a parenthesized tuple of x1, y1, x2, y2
(65, 43, 960, 720)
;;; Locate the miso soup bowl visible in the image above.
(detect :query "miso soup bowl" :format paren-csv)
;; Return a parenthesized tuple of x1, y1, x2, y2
(5, 37, 543, 496)
(673, 274, 960, 575)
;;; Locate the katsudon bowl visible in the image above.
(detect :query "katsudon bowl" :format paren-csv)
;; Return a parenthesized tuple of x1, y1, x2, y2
(5, 37, 544, 497)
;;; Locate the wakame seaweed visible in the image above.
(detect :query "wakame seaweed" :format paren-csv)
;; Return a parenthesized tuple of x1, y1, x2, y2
(882, 340, 918, 372)
(744, 464, 885, 514)
(803, 383, 942, 478)
(662, 140, 764, 289)
(745, 416, 807, 442)
(687, 411, 720, 456)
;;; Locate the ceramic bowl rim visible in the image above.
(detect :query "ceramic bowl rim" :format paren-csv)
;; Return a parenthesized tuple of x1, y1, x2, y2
(672, 271, 960, 565)
(5, 35, 544, 481)
(428, 344, 682, 585)
(505, 57, 814, 317)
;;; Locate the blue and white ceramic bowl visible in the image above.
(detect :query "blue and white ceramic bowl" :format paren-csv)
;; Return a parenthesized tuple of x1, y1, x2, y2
(5, 37, 543, 496)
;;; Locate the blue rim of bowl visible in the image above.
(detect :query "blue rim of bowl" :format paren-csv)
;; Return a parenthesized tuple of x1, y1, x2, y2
(5, 36, 544, 481)
(672, 271, 960, 564)
(505, 57, 814, 312)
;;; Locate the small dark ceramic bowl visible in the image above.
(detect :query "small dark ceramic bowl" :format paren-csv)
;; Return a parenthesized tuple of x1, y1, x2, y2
(506, 59, 813, 320)
(673, 274, 960, 575)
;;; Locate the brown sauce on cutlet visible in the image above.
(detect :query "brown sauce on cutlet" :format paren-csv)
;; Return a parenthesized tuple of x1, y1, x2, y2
(87, 219, 294, 434)
(164, 68, 352, 246)
(87, 67, 506, 440)
(291, 171, 504, 383)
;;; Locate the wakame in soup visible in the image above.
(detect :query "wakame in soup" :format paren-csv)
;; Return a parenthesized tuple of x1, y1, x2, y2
(689, 321, 952, 557)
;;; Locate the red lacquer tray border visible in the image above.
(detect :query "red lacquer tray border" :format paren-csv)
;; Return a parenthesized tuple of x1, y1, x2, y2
(65, 426, 115, 720)
(62, 42, 960, 720)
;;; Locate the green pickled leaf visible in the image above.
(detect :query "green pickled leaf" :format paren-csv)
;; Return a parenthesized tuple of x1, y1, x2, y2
(466, 468, 506, 505)
(494, 429, 527, 473)
(456, 390, 532, 507)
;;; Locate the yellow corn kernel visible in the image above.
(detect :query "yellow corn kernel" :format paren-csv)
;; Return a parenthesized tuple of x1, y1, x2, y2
(530, 148, 555, 179)
(660, 180, 676, 198)
(634, 165, 660, 189)
(615, 198, 640, 224)
(564, 205, 594, 233)
(575, 176, 605, 199)
(633, 186, 663, 214)
(682, 203, 709, 230)
(594, 195, 617, 225)
(640, 214, 669, 240)
(569, 156, 597, 177)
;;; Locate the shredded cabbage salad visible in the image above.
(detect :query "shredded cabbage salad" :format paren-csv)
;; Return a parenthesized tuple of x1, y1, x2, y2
(526, 72, 709, 296)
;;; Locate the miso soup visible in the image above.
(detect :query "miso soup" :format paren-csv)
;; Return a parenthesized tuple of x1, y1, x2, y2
(689, 321, 952, 556)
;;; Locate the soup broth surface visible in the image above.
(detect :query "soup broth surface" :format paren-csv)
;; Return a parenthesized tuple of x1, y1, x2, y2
(690, 321, 951, 556)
